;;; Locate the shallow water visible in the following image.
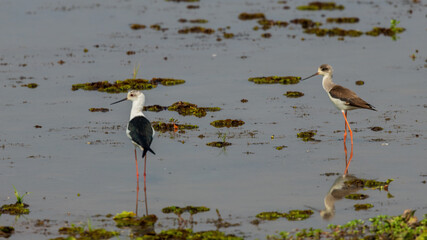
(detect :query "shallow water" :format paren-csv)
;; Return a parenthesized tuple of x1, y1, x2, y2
(1, 0, 426, 239)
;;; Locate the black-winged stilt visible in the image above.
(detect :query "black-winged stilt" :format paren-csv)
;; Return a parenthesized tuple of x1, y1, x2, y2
(111, 90, 155, 214)
(302, 64, 376, 173)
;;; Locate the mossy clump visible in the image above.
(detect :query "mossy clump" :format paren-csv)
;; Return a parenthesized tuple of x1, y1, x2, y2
(345, 178, 393, 191)
(58, 224, 119, 239)
(223, 32, 234, 39)
(168, 101, 220, 118)
(257, 19, 288, 30)
(284, 91, 304, 98)
(290, 18, 321, 29)
(238, 12, 265, 20)
(148, 228, 242, 240)
(72, 78, 185, 93)
(326, 17, 359, 23)
(283, 209, 314, 221)
(151, 121, 198, 132)
(370, 126, 383, 132)
(162, 206, 210, 216)
(261, 33, 272, 38)
(89, 108, 109, 112)
(143, 105, 168, 112)
(113, 211, 157, 228)
(355, 80, 365, 85)
(304, 28, 363, 37)
(297, 131, 317, 142)
(0, 203, 30, 215)
(178, 26, 215, 34)
(275, 145, 287, 150)
(0, 226, 14, 238)
(248, 76, 301, 85)
(345, 193, 369, 200)
(206, 141, 232, 148)
(150, 24, 163, 31)
(297, 2, 345, 11)
(365, 26, 405, 37)
(26, 83, 38, 88)
(189, 19, 208, 24)
(210, 119, 245, 128)
(256, 211, 285, 220)
(130, 24, 146, 30)
(354, 203, 374, 211)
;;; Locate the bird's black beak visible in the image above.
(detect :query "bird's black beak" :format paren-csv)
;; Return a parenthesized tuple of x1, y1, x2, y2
(110, 98, 128, 105)
(301, 72, 319, 81)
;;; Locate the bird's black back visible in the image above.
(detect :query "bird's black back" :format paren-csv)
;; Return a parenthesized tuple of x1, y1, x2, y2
(128, 116, 155, 157)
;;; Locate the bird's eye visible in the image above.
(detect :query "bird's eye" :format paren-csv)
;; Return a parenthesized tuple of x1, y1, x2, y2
(322, 68, 328, 71)
(130, 94, 134, 97)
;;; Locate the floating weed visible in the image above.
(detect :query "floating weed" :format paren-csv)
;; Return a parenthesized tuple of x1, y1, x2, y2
(89, 108, 109, 112)
(257, 19, 288, 30)
(238, 12, 265, 20)
(284, 91, 304, 98)
(130, 24, 146, 30)
(304, 27, 363, 37)
(178, 26, 215, 34)
(113, 211, 157, 229)
(297, 2, 345, 11)
(344, 178, 393, 191)
(326, 17, 359, 23)
(0, 203, 29, 215)
(162, 206, 210, 216)
(275, 145, 287, 150)
(256, 209, 314, 221)
(206, 141, 232, 148)
(168, 101, 220, 118)
(22, 83, 38, 88)
(210, 119, 245, 128)
(290, 18, 321, 29)
(151, 121, 198, 132)
(370, 126, 383, 131)
(56, 221, 119, 240)
(365, 20, 405, 40)
(355, 80, 365, 85)
(0, 226, 14, 238)
(223, 32, 234, 39)
(297, 131, 317, 142)
(345, 193, 369, 200)
(261, 33, 272, 38)
(256, 211, 285, 220)
(354, 203, 374, 211)
(248, 76, 300, 85)
(142, 228, 243, 240)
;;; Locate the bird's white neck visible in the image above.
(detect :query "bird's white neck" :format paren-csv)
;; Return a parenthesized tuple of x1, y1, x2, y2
(322, 74, 335, 92)
(130, 97, 145, 120)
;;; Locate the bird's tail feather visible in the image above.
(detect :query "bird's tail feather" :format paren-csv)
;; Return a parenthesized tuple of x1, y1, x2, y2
(142, 147, 156, 158)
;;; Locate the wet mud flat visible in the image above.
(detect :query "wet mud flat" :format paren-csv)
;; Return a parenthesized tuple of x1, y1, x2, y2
(1, 0, 427, 239)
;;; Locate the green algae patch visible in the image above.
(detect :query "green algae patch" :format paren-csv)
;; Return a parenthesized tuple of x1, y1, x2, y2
(143, 105, 167, 112)
(151, 121, 198, 132)
(72, 78, 185, 93)
(162, 206, 210, 216)
(210, 119, 245, 128)
(113, 211, 157, 228)
(0, 226, 14, 238)
(145, 228, 243, 240)
(290, 18, 321, 29)
(206, 141, 232, 148)
(345, 178, 393, 191)
(261, 33, 272, 38)
(238, 13, 265, 20)
(326, 17, 359, 23)
(168, 101, 220, 118)
(355, 80, 365, 85)
(297, 2, 344, 11)
(256, 211, 285, 220)
(223, 32, 234, 39)
(365, 26, 405, 37)
(354, 203, 374, 211)
(248, 76, 300, 85)
(275, 145, 287, 150)
(304, 28, 363, 37)
(297, 131, 317, 142)
(22, 83, 38, 88)
(130, 24, 146, 30)
(0, 203, 29, 215)
(89, 108, 109, 112)
(257, 19, 288, 30)
(57, 225, 119, 239)
(178, 26, 215, 34)
(284, 209, 314, 221)
(345, 193, 369, 200)
(284, 91, 304, 98)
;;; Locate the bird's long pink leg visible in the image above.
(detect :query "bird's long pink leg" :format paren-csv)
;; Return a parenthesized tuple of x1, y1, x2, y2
(144, 154, 148, 216)
(342, 111, 354, 174)
(343, 111, 348, 142)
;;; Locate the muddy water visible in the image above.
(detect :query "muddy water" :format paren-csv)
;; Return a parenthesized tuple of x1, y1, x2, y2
(1, 0, 426, 239)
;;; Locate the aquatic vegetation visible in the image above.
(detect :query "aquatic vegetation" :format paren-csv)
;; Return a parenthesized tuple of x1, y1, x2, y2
(206, 141, 232, 148)
(275, 145, 287, 150)
(284, 91, 304, 98)
(190, 19, 208, 24)
(304, 27, 363, 37)
(0, 203, 30, 215)
(345, 178, 393, 191)
(297, 2, 345, 11)
(256, 211, 285, 220)
(72, 78, 185, 93)
(326, 17, 359, 23)
(13, 185, 30, 204)
(88, 108, 109, 112)
(345, 193, 369, 200)
(178, 26, 215, 34)
(238, 12, 265, 20)
(150, 24, 163, 31)
(22, 83, 38, 88)
(57, 222, 119, 240)
(0, 226, 14, 238)
(162, 206, 210, 216)
(370, 126, 383, 131)
(142, 228, 243, 240)
(168, 101, 220, 118)
(166, 0, 199, 2)
(248, 76, 300, 85)
(223, 32, 234, 39)
(151, 121, 198, 132)
(355, 80, 365, 85)
(290, 18, 321, 29)
(267, 210, 427, 239)
(261, 33, 272, 38)
(113, 211, 157, 228)
(297, 131, 317, 142)
(210, 119, 245, 128)
(257, 19, 288, 30)
(143, 105, 167, 112)
(256, 209, 314, 221)
(354, 203, 374, 211)
(365, 25, 405, 37)
(130, 24, 146, 30)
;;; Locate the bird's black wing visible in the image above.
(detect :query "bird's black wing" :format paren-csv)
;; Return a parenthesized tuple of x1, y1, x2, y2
(128, 116, 156, 157)
(329, 85, 376, 111)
